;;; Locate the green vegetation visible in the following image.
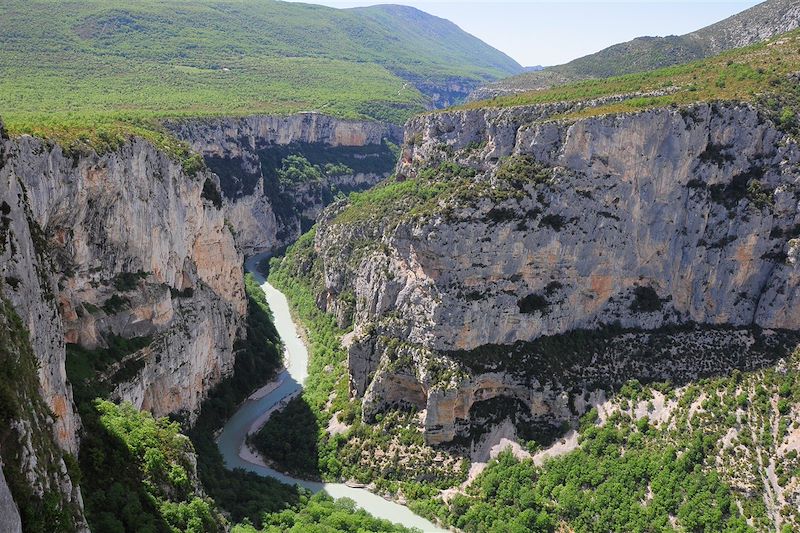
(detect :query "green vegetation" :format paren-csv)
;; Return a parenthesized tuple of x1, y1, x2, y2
(446, 429, 749, 532)
(276, 155, 354, 188)
(112, 270, 150, 292)
(232, 493, 420, 533)
(81, 400, 226, 533)
(61, 268, 418, 531)
(438, 351, 800, 531)
(0, 0, 522, 146)
(461, 30, 800, 126)
(66, 334, 152, 390)
(211, 141, 397, 238)
(67, 329, 225, 532)
(259, 236, 466, 503)
(332, 156, 553, 227)
(65, 273, 297, 530)
(267, 233, 351, 419)
(253, 234, 353, 480)
(266, 224, 800, 531)
(0, 293, 83, 532)
(494, 155, 552, 184)
(335, 174, 452, 225)
(249, 397, 321, 479)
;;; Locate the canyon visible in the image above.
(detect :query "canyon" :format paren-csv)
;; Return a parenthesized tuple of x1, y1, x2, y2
(3, 95, 800, 532)
(0, 112, 404, 529)
(3, 4, 800, 529)
(168, 113, 401, 254)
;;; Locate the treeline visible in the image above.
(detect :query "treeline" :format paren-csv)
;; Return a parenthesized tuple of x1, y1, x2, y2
(445, 423, 750, 532)
(232, 493, 420, 533)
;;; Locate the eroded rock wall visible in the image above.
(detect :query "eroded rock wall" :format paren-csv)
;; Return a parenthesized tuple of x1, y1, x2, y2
(1, 121, 248, 525)
(168, 113, 402, 254)
(1, 134, 246, 421)
(304, 102, 800, 444)
(0, 462, 21, 533)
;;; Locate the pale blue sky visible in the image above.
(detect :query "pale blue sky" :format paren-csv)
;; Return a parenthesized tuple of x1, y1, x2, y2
(285, 1, 762, 66)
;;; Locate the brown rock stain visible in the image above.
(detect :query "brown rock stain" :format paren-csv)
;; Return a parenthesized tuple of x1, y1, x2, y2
(51, 394, 67, 420)
(589, 274, 614, 300)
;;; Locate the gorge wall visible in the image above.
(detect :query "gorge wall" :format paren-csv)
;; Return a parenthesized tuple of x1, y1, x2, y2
(0, 112, 403, 528)
(296, 101, 800, 444)
(0, 120, 246, 527)
(168, 113, 402, 254)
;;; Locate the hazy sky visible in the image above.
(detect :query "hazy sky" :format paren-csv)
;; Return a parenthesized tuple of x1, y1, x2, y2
(285, 0, 762, 66)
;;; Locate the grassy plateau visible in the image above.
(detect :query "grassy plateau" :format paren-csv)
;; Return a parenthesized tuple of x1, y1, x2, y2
(0, 0, 521, 148)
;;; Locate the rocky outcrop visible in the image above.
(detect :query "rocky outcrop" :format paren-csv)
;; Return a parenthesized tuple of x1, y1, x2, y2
(0, 292, 88, 531)
(168, 113, 401, 254)
(301, 102, 800, 444)
(1, 133, 246, 422)
(0, 134, 81, 455)
(169, 114, 401, 155)
(403, 77, 481, 109)
(0, 461, 22, 533)
(690, 0, 800, 55)
(0, 121, 248, 523)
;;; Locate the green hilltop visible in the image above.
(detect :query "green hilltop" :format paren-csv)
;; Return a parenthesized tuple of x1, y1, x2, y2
(0, 0, 521, 143)
(459, 28, 800, 127)
(474, 0, 800, 98)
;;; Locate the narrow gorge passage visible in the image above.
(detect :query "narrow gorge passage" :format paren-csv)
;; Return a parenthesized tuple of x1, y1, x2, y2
(216, 254, 446, 533)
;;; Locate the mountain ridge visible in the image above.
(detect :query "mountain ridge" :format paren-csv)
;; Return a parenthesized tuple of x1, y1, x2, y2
(471, 0, 800, 100)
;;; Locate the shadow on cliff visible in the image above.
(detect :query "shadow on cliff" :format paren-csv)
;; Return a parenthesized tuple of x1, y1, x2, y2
(248, 395, 322, 480)
(447, 324, 800, 451)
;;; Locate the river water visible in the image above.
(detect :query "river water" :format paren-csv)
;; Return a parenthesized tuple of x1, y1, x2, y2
(215, 254, 447, 532)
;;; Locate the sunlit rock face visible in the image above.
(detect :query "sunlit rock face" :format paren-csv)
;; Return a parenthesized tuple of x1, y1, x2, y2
(301, 102, 800, 444)
(1, 132, 246, 445)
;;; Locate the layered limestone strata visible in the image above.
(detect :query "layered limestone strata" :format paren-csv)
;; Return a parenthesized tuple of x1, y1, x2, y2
(168, 113, 402, 253)
(0, 120, 248, 524)
(302, 102, 800, 444)
(1, 126, 246, 437)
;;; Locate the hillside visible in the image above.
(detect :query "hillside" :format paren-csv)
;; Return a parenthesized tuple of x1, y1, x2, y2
(456, 28, 800, 126)
(8, 4, 800, 532)
(0, 0, 521, 141)
(471, 0, 800, 99)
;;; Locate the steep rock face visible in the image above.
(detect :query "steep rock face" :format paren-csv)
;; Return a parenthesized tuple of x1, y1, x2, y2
(306, 102, 800, 444)
(1, 132, 246, 425)
(404, 76, 481, 109)
(168, 113, 401, 253)
(0, 463, 21, 533)
(0, 293, 88, 531)
(689, 0, 800, 55)
(0, 136, 81, 455)
(169, 113, 401, 152)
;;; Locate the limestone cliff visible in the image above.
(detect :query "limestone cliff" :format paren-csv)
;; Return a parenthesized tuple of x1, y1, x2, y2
(0, 119, 247, 526)
(168, 113, 401, 254)
(295, 101, 800, 444)
(1, 133, 246, 422)
(0, 462, 21, 533)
